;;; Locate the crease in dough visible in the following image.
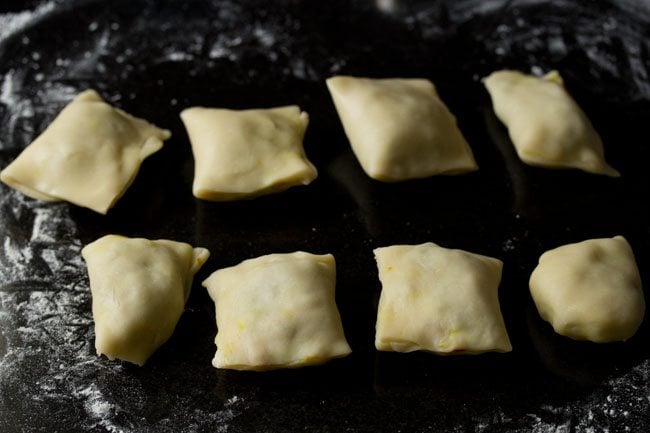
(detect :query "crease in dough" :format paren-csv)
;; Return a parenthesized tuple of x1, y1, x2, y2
(326, 75, 478, 181)
(529, 236, 645, 342)
(374, 242, 512, 355)
(0, 89, 171, 214)
(203, 251, 351, 371)
(180, 106, 317, 200)
(82, 234, 210, 366)
(483, 70, 619, 177)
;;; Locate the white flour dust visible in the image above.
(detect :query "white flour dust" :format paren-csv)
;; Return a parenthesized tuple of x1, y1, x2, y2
(0, 2, 72, 150)
(1, 0, 648, 431)
(465, 360, 650, 432)
(0, 1, 56, 44)
(0, 186, 128, 432)
(0, 68, 78, 150)
(73, 383, 125, 433)
(0, 185, 246, 432)
(0, 1, 257, 428)
(471, 1, 650, 101)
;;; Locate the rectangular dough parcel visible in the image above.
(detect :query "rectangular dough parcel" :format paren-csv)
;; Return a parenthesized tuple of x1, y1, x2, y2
(483, 70, 619, 177)
(202, 252, 351, 371)
(82, 235, 210, 366)
(0, 90, 171, 214)
(180, 106, 317, 200)
(374, 243, 512, 354)
(326, 76, 478, 181)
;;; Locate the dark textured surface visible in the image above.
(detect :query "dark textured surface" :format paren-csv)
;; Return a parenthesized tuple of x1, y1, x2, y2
(0, 1, 649, 432)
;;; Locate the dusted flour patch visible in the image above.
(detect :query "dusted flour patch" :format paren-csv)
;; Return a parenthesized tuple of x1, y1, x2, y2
(0, 181, 128, 432)
(0, 1, 55, 43)
(0, 180, 246, 432)
(465, 359, 650, 432)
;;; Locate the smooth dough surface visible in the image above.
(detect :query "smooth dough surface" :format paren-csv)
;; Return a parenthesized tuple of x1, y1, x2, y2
(326, 76, 478, 181)
(180, 106, 317, 200)
(203, 252, 351, 371)
(483, 70, 619, 176)
(529, 236, 645, 342)
(374, 243, 512, 354)
(0, 90, 171, 214)
(82, 235, 210, 366)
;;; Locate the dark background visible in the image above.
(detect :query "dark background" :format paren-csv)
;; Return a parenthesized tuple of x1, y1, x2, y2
(0, 0, 649, 431)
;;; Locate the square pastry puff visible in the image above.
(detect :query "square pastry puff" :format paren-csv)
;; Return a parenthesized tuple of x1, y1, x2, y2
(326, 76, 477, 181)
(203, 252, 351, 371)
(180, 106, 317, 200)
(82, 235, 210, 366)
(483, 70, 619, 177)
(529, 236, 644, 343)
(374, 243, 512, 354)
(0, 90, 171, 214)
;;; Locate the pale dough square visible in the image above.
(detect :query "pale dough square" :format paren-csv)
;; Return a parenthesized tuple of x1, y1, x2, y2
(0, 90, 171, 214)
(483, 70, 619, 177)
(82, 235, 210, 366)
(203, 251, 351, 371)
(180, 106, 317, 200)
(326, 76, 478, 181)
(529, 236, 645, 342)
(374, 243, 512, 354)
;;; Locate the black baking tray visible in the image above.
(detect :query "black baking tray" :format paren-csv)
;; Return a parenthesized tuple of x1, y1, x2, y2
(0, 0, 649, 431)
